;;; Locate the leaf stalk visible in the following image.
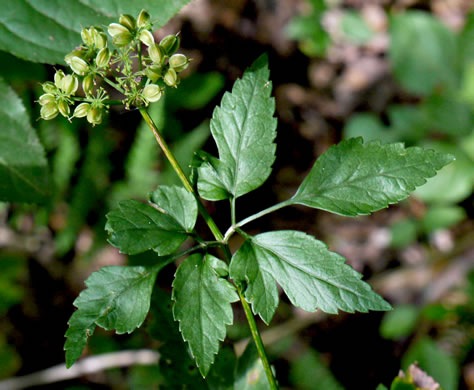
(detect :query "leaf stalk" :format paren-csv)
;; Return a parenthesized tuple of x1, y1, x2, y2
(139, 107, 279, 390)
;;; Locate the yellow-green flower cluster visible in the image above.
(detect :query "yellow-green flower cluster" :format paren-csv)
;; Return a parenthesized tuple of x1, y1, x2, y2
(38, 9, 190, 125)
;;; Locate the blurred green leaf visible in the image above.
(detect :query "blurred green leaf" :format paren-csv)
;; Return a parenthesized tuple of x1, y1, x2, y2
(129, 365, 163, 390)
(380, 304, 419, 340)
(390, 11, 458, 95)
(421, 206, 466, 233)
(341, 11, 374, 44)
(55, 129, 111, 255)
(390, 219, 418, 249)
(289, 349, 344, 390)
(0, 336, 21, 379)
(421, 93, 473, 136)
(234, 342, 271, 390)
(0, 256, 26, 315)
(167, 72, 225, 111)
(148, 288, 207, 389)
(0, 77, 50, 203)
(0, 51, 46, 83)
(343, 114, 393, 143)
(402, 338, 458, 390)
(286, 0, 329, 57)
(414, 142, 473, 204)
(0, 1, 191, 64)
(206, 346, 236, 390)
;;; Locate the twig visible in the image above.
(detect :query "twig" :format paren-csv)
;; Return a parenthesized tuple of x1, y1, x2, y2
(0, 349, 159, 390)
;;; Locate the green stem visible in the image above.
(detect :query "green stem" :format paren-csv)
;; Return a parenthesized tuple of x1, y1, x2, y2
(231, 198, 236, 226)
(223, 199, 292, 242)
(139, 108, 278, 390)
(238, 288, 279, 389)
(71, 97, 123, 106)
(103, 77, 125, 94)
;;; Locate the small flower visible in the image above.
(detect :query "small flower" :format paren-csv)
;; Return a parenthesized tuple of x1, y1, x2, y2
(61, 74, 79, 96)
(108, 23, 130, 37)
(95, 32, 108, 50)
(70, 56, 89, 76)
(73, 102, 91, 118)
(82, 74, 95, 96)
(40, 102, 59, 120)
(112, 31, 133, 47)
(96, 48, 111, 69)
(65, 49, 85, 66)
(54, 70, 65, 89)
(119, 14, 136, 31)
(144, 64, 162, 82)
(137, 10, 151, 28)
(87, 106, 103, 126)
(169, 54, 189, 72)
(38, 93, 55, 106)
(148, 44, 163, 65)
(58, 100, 70, 117)
(159, 34, 180, 55)
(41, 81, 57, 94)
(163, 68, 179, 88)
(139, 30, 154, 47)
(81, 28, 93, 47)
(143, 84, 163, 103)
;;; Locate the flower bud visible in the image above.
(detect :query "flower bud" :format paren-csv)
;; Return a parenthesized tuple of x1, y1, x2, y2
(87, 107, 103, 126)
(58, 100, 70, 117)
(144, 64, 162, 82)
(61, 74, 79, 95)
(139, 30, 154, 47)
(169, 54, 189, 72)
(65, 49, 85, 65)
(38, 93, 55, 106)
(54, 70, 65, 89)
(163, 68, 179, 88)
(119, 14, 136, 31)
(42, 81, 57, 94)
(108, 23, 130, 37)
(70, 56, 89, 76)
(81, 28, 93, 46)
(143, 84, 162, 103)
(73, 102, 91, 118)
(159, 34, 180, 55)
(148, 44, 163, 64)
(112, 31, 133, 47)
(137, 10, 150, 28)
(96, 47, 111, 68)
(95, 32, 108, 50)
(40, 102, 59, 120)
(82, 74, 94, 95)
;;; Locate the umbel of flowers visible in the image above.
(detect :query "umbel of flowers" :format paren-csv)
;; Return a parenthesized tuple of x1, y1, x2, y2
(38, 9, 189, 126)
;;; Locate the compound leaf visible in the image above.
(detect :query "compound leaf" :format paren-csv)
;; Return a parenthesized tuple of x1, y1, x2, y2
(0, 77, 50, 203)
(0, 0, 191, 64)
(230, 230, 391, 324)
(291, 138, 454, 217)
(149, 185, 197, 233)
(197, 54, 277, 200)
(172, 254, 239, 377)
(105, 199, 189, 255)
(65, 265, 160, 368)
